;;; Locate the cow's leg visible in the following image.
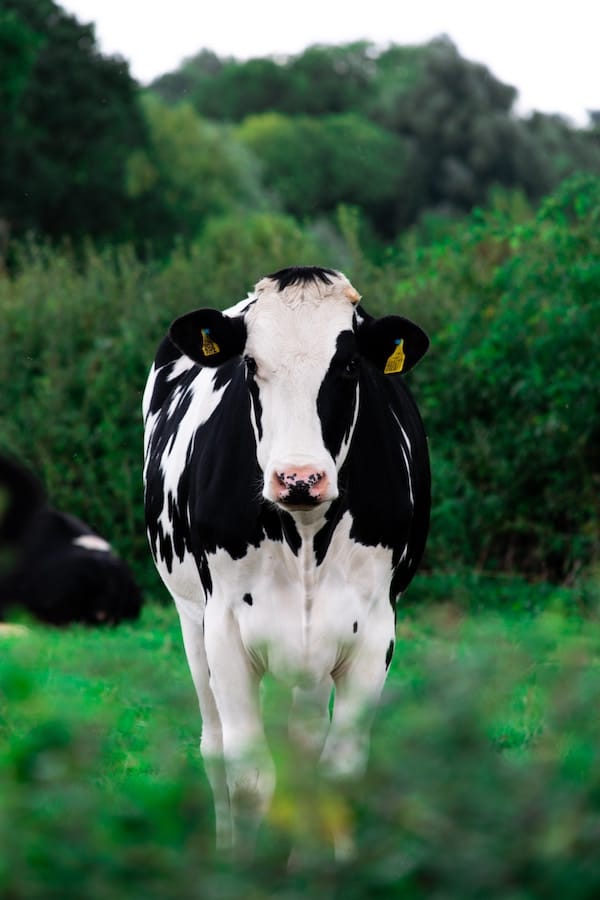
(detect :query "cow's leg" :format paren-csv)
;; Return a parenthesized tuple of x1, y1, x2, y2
(204, 607, 275, 853)
(288, 680, 332, 757)
(284, 680, 333, 865)
(177, 606, 232, 850)
(320, 608, 396, 858)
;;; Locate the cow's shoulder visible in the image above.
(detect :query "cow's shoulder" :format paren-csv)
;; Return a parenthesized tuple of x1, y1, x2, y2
(144, 337, 196, 419)
(154, 334, 182, 369)
(144, 293, 257, 420)
(355, 366, 430, 595)
(315, 363, 430, 600)
(145, 346, 300, 570)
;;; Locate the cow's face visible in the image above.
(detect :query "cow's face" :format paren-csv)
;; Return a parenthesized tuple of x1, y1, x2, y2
(242, 279, 359, 508)
(169, 268, 429, 512)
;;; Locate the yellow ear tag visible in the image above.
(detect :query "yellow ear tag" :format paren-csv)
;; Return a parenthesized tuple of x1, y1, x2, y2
(201, 328, 220, 357)
(384, 339, 405, 374)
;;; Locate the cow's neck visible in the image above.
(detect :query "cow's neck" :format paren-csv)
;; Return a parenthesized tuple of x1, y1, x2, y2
(289, 508, 330, 647)
(289, 505, 332, 534)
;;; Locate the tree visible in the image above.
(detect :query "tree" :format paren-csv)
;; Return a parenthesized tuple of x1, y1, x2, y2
(145, 38, 600, 242)
(521, 112, 600, 194)
(367, 38, 521, 212)
(237, 112, 408, 235)
(282, 42, 376, 115)
(0, 7, 42, 254)
(149, 48, 225, 106)
(150, 42, 378, 121)
(0, 0, 147, 243)
(127, 95, 269, 245)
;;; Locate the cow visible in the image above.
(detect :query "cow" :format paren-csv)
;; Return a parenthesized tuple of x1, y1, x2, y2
(143, 266, 430, 853)
(0, 452, 143, 627)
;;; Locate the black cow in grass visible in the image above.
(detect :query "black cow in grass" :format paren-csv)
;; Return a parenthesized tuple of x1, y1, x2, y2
(0, 453, 142, 626)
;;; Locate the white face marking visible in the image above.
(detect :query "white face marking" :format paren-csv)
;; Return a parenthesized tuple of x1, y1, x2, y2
(72, 535, 112, 552)
(243, 275, 358, 505)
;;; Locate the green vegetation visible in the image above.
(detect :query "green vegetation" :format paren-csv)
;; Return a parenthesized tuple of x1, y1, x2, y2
(3, 1, 600, 253)
(0, 214, 321, 593)
(2, 4, 595, 583)
(2, 580, 600, 897)
(1, 176, 597, 586)
(1, 4, 600, 892)
(405, 175, 600, 578)
(0, 0, 145, 245)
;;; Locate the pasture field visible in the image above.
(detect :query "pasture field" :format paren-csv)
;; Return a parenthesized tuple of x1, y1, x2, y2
(2, 574, 600, 899)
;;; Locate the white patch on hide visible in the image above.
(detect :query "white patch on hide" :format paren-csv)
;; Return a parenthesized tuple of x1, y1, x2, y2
(72, 535, 112, 552)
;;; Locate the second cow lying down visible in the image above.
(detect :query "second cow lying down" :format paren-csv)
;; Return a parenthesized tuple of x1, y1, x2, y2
(143, 266, 430, 852)
(0, 453, 142, 626)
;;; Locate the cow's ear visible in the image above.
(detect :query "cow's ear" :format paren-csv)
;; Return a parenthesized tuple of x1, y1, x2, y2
(168, 309, 247, 367)
(356, 315, 429, 374)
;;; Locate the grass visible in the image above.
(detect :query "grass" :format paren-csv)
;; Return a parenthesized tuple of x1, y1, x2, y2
(2, 574, 600, 898)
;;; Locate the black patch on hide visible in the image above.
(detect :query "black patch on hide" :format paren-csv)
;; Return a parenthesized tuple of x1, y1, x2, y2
(144, 348, 301, 600)
(266, 266, 337, 292)
(313, 307, 430, 610)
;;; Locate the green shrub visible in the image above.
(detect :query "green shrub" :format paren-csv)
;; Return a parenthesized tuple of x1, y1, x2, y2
(394, 175, 600, 577)
(0, 214, 323, 593)
(1, 175, 598, 586)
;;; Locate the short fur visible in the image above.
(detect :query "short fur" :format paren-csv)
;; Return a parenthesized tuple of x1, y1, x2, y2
(143, 266, 430, 854)
(0, 453, 142, 626)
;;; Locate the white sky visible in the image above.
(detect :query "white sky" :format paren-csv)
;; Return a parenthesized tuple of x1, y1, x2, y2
(60, 0, 599, 125)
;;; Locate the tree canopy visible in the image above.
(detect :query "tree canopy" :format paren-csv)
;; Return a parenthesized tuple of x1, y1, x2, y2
(126, 95, 268, 246)
(151, 37, 600, 239)
(2, 5, 600, 252)
(0, 0, 146, 243)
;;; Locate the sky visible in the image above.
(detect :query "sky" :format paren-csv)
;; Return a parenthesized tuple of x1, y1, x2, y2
(59, 0, 599, 125)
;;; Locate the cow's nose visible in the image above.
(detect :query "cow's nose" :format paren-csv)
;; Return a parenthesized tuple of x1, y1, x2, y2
(272, 465, 330, 506)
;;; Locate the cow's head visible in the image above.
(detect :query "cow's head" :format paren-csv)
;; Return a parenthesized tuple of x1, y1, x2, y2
(169, 267, 428, 512)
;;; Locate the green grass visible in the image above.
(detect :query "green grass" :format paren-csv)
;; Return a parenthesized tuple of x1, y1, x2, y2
(2, 576, 600, 898)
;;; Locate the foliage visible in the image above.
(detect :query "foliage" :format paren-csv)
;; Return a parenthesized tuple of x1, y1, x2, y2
(368, 37, 548, 215)
(3, 16, 600, 251)
(524, 112, 600, 190)
(237, 112, 407, 235)
(394, 174, 600, 577)
(0, 243, 153, 588)
(3, 589, 600, 896)
(151, 41, 378, 120)
(0, 214, 323, 592)
(0, 0, 146, 244)
(126, 95, 268, 247)
(0, 176, 598, 584)
(151, 37, 600, 239)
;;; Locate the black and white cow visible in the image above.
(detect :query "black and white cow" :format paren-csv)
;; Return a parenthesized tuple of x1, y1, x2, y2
(143, 266, 430, 851)
(0, 453, 143, 627)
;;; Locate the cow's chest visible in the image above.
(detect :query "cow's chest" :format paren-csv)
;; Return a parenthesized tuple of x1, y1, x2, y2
(204, 514, 395, 685)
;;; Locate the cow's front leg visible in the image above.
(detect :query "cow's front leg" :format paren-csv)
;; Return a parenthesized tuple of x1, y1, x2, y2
(288, 680, 332, 757)
(177, 606, 231, 850)
(320, 608, 396, 858)
(204, 604, 274, 853)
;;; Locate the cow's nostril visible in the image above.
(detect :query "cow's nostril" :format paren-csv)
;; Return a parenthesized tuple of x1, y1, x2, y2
(277, 469, 325, 490)
(272, 468, 330, 507)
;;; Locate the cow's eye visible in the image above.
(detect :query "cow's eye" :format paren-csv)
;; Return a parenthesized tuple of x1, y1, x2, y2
(342, 357, 360, 378)
(244, 356, 258, 377)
